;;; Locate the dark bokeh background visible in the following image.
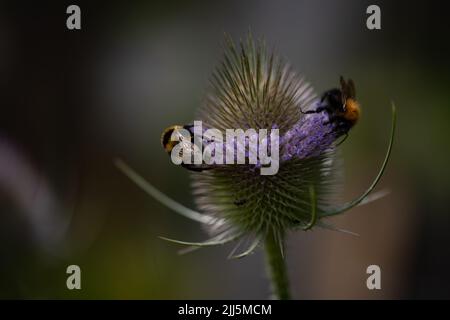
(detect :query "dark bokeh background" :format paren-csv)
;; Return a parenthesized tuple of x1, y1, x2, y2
(1, 0, 449, 299)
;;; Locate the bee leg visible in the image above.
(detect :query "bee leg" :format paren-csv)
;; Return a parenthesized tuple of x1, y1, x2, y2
(300, 109, 316, 114)
(300, 106, 331, 114)
(302, 184, 317, 230)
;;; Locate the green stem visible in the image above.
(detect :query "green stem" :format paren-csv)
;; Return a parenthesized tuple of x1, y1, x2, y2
(264, 230, 290, 300)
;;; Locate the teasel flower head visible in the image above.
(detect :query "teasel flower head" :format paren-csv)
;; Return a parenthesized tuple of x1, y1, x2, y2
(190, 37, 338, 245)
(115, 34, 396, 299)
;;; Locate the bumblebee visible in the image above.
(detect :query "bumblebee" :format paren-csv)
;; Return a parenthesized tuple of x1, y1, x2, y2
(303, 76, 360, 138)
(161, 124, 190, 154)
(161, 124, 211, 172)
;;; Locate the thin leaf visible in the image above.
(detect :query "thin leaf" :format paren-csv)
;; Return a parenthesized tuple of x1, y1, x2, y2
(114, 158, 221, 225)
(228, 237, 261, 259)
(357, 189, 390, 206)
(320, 102, 397, 217)
(318, 221, 360, 236)
(303, 184, 317, 230)
(159, 233, 242, 247)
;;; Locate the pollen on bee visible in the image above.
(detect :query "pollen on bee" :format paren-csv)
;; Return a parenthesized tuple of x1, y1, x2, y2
(344, 98, 360, 123)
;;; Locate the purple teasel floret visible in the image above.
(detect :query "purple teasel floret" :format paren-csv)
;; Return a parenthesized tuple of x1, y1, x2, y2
(280, 109, 340, 162)
(192, 105, 342, 167)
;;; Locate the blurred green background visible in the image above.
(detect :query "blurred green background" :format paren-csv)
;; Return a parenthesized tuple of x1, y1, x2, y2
(1, 0, 449, 299)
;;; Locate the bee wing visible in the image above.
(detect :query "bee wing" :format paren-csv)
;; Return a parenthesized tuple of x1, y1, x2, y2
(339, 76, 357, 105)
(347, 78, 356, 99)
(339, 76, 348, 106)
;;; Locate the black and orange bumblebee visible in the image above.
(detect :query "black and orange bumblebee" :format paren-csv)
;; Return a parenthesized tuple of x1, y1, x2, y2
(160, 124, 212, 172)
(303, 76, 360, 139)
